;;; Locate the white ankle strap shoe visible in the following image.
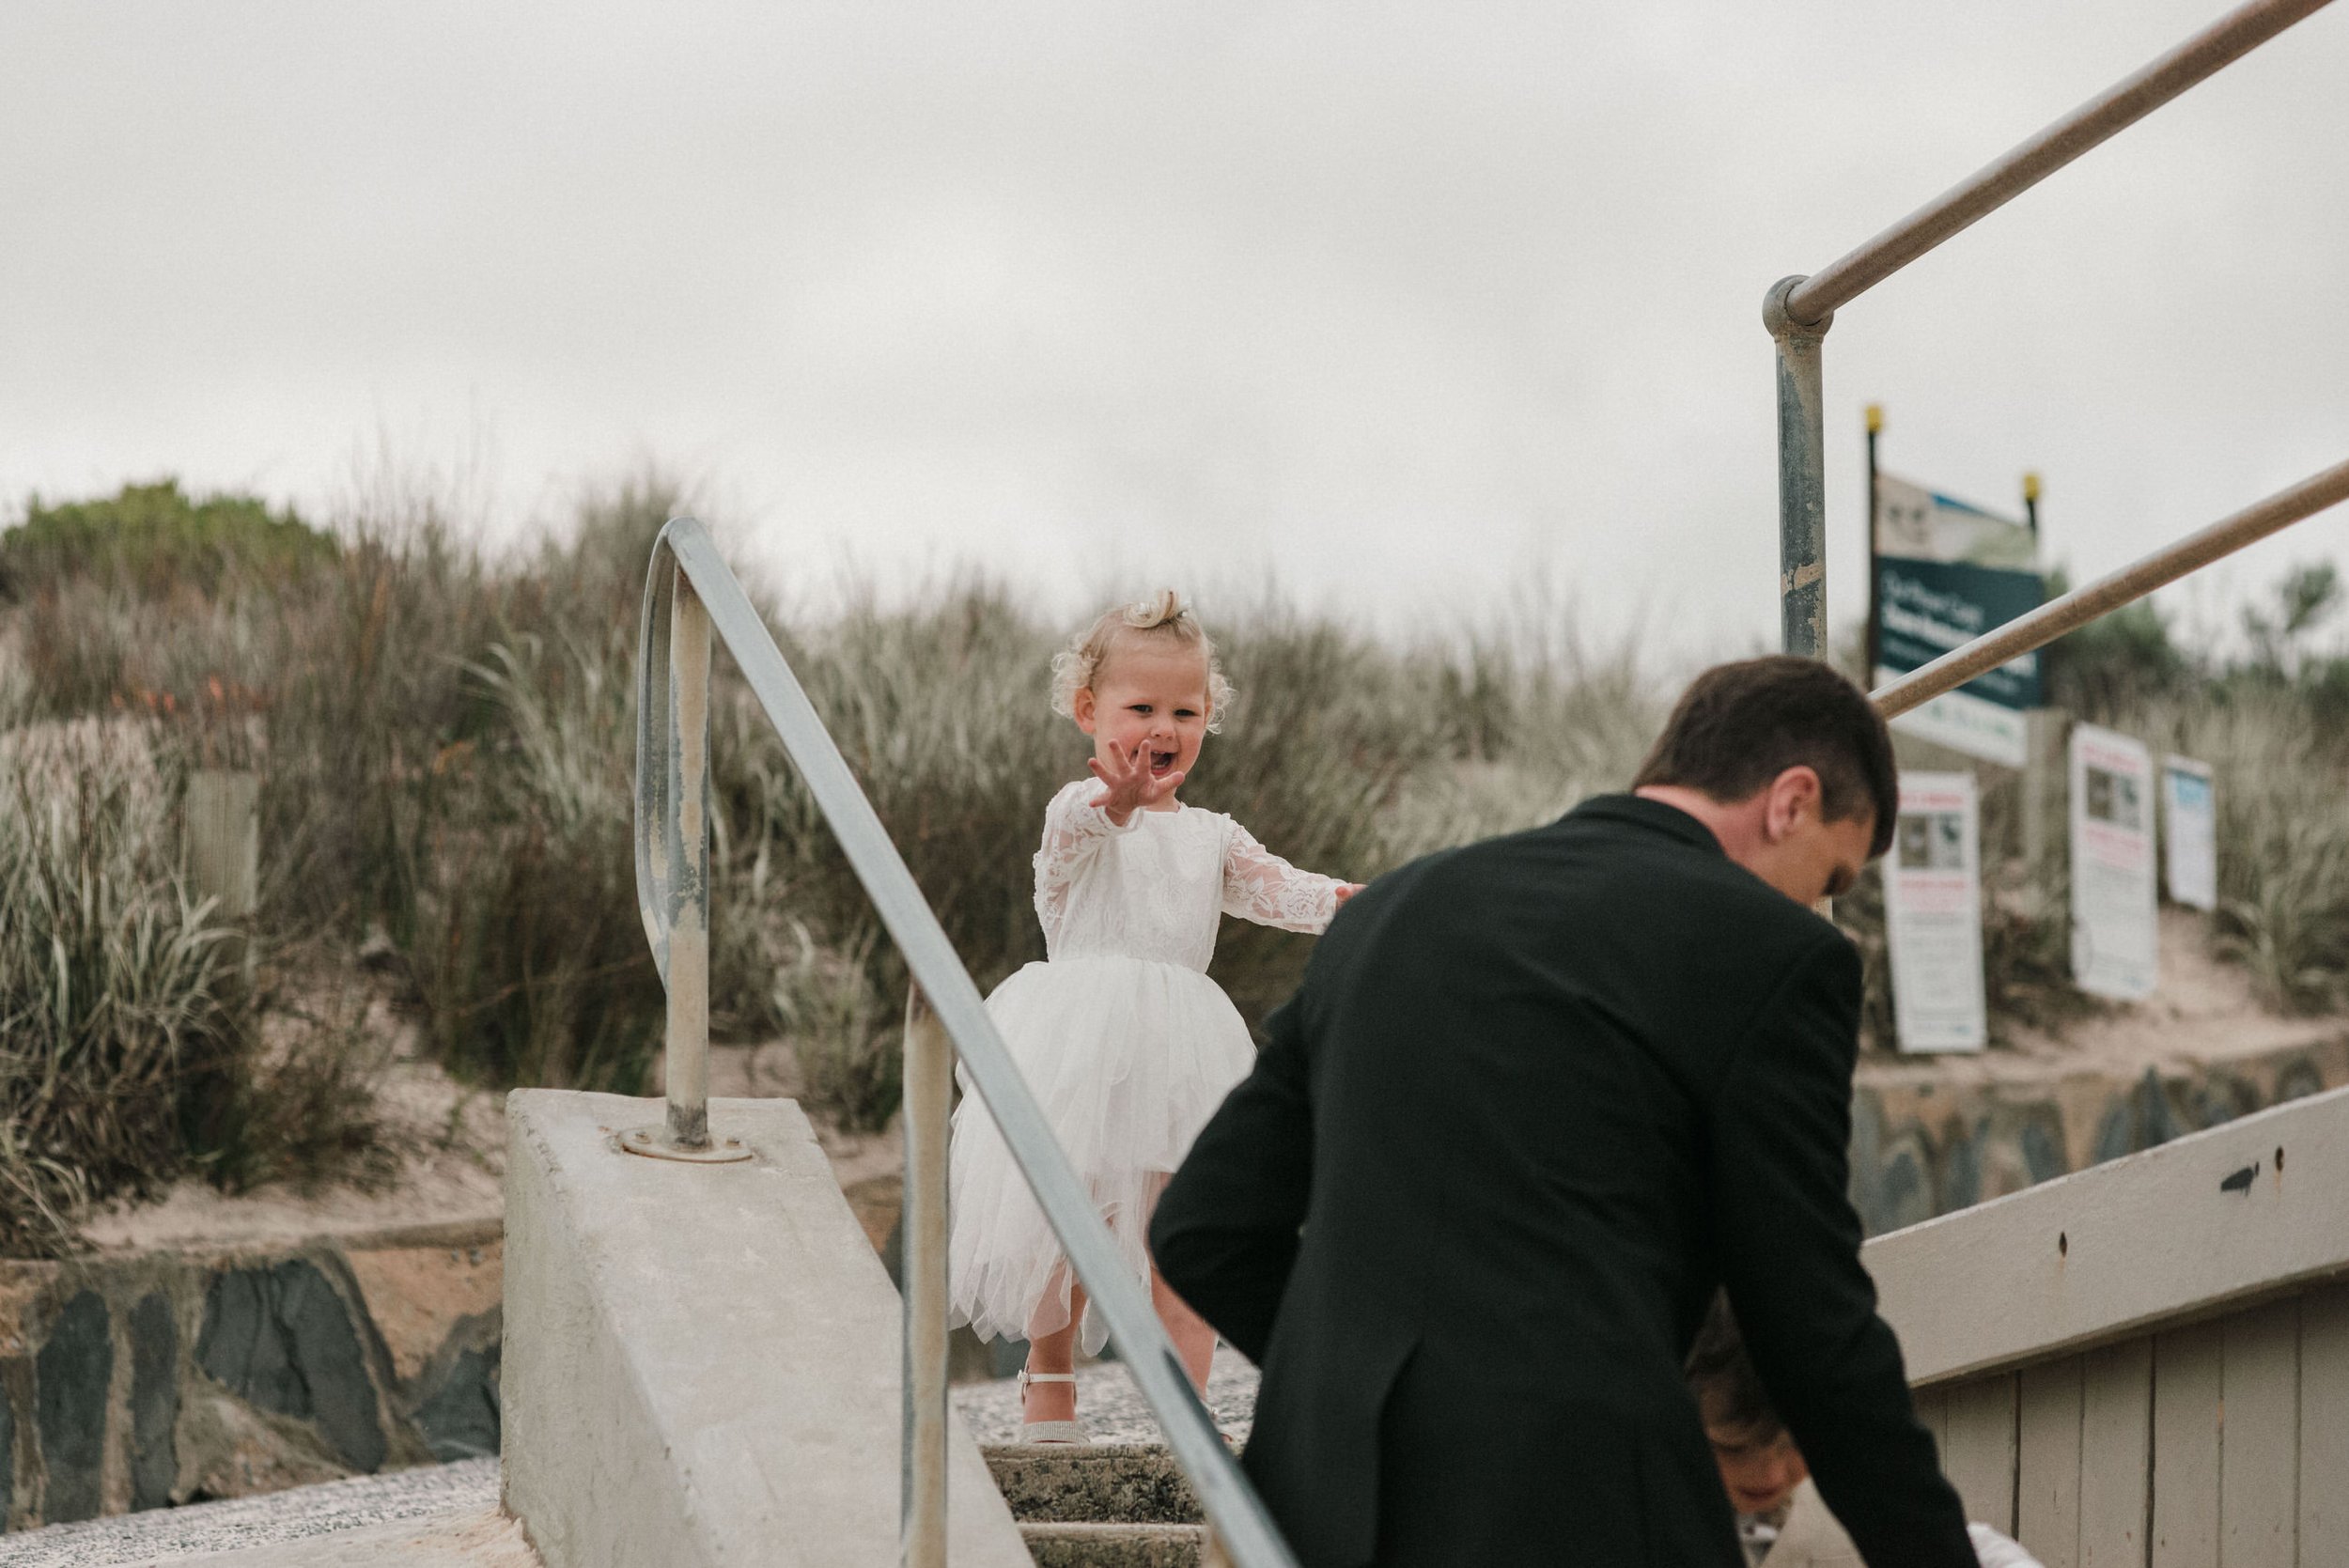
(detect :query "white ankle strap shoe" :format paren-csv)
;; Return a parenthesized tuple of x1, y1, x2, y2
(1016, 1368, 1091, 1446)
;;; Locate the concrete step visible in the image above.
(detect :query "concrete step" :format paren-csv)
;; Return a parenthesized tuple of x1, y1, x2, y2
(1019, 1520, 1208, 1567)
(984, 1444, 1202, 1525)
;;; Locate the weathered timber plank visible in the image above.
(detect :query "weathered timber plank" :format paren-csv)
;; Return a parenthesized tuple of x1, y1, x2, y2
(2154, 1321, 2224, 1568)
(2078, 1336, 2154, 1568)
(1915, 1384, 1950, 1469)
(2218, 1296, 2298, 1567)
(1946, 1374, 2020, 1534)
(2019, 1356, 2085, 1568)
(2300, 1283, 2349, 1567)
(1867, 1090, 2349, 1386)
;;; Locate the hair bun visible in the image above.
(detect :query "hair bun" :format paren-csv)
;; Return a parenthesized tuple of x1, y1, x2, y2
(1122, 589, 1185, 630)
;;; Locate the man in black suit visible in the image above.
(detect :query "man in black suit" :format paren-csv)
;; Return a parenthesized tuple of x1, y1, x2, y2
(1151, 657, 1975, 1568)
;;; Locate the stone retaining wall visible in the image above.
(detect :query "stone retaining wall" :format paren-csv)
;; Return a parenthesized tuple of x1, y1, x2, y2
(1848, 1032, 2349, 1235)
(0, 1219, 502, 1532)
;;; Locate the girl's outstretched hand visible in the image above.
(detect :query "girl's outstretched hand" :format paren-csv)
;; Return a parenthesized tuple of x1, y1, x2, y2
(1087, 738, 1183, 825)
(1334, 882, 1367, 908)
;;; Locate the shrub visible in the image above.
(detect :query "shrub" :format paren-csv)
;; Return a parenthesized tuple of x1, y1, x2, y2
(0, 479, 336, 600)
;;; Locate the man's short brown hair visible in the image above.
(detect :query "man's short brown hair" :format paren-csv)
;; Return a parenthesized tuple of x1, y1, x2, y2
(1633, 656, 1897, 859)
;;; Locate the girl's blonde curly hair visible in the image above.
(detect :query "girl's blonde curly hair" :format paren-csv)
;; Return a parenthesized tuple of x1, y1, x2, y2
(1050, 590, 1236, 732)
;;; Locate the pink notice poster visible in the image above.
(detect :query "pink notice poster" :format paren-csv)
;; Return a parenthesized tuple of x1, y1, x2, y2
(1885, 770, 1987, 1053)
(2069, 724, 2158, 1001)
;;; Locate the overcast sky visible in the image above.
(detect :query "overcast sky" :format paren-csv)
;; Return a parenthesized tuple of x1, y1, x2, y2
(5, 0, 2344, 660)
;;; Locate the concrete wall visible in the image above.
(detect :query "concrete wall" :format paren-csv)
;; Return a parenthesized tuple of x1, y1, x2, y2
(502, 1091, 1029, 1568)
(0, 1220, 503, 1532)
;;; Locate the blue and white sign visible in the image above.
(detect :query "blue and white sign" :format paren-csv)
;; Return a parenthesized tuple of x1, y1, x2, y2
(1874, 474, 2045, 768)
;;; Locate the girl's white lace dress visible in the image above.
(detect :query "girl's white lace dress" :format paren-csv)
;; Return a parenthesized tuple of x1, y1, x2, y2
(947, 780, 1346, 1353)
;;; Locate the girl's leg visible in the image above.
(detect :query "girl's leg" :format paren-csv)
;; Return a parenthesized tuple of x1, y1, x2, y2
(1022, 1273, 1087, 1425)
(1141, 1171, 1216, 1392)
(1151, 1266, 1216, 1393)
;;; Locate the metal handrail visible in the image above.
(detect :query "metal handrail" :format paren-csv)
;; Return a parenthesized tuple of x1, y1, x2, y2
(1783, 0, 2333, 329)
(630, 518, 1297, 1568)
(1768, 0, 2338, 669)
(1871, 458, 2349, 719)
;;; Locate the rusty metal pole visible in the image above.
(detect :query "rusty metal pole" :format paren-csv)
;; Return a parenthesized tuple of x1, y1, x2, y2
(1766, 276, 1834, 659)
(901, 986, 952, 1568)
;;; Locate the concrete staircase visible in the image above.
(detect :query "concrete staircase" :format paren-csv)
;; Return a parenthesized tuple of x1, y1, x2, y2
(986, 1444, 1208, 1567)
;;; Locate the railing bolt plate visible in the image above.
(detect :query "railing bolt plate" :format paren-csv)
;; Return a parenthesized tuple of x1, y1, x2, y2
(618, 1126, 753, 1164)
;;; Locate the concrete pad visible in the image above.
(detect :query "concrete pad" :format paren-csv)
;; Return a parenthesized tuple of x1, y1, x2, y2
(158, 1508, 539, 1567)
(502, 1092, 1029, 1568)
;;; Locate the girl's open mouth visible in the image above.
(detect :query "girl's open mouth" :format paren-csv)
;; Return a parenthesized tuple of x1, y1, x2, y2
(1149, 750, 1177, 776)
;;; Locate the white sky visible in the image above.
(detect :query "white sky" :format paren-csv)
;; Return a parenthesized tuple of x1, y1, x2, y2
(5, 0, 2345, 660)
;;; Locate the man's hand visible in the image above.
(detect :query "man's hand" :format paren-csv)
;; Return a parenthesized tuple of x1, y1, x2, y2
(1087, 738, 1184, 825)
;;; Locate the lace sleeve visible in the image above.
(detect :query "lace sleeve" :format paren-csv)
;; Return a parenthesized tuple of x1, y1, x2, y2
(1221, 819, 1345, 934)
(1033, 780, 1138, 944)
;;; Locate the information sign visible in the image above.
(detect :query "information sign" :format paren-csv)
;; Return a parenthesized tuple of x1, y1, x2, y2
(1885, 770, 1988, 1053)
(2162, 756, 2217, 912)
(2069, 724, 2158, 1001)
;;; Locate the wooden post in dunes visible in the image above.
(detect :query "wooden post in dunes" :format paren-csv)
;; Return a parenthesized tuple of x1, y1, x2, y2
(185, 768, 259, 974)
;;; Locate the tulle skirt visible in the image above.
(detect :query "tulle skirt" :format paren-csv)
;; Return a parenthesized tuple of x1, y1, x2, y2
(947, 954, 1256, 1355)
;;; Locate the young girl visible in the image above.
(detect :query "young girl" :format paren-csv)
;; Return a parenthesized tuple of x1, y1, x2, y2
(947, 591, 1361, 1443)
(1686, 1296, 2042, 1568)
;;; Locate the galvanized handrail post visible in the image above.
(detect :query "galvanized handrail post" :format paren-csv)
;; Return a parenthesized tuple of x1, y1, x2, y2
(1766, 276, 1834, 659)
(900, 986, 953, 1568)
(624, 560, 747, 1164)
(1760, 1, 2336, 679)
(666, 575, 713, 1146)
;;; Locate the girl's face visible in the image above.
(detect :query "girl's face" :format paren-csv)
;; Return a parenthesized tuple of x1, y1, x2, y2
(1703, 1418, 1809, 1516)
(1072, 638, 1212, 806)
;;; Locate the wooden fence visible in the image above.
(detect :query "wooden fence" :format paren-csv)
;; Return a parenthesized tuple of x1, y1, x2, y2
(1865, 1086, 2349, 1565)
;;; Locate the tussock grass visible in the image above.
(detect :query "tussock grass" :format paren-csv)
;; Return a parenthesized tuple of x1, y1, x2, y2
(0, 723, 380, 1255)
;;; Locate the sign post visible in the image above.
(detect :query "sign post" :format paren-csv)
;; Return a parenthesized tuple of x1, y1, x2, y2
(2068, 724, 2159, 1001)
(1886, 770, 1988, 1053)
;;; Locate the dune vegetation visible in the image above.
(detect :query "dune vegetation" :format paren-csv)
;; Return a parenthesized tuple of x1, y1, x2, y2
(2, 474, 2342, 1255)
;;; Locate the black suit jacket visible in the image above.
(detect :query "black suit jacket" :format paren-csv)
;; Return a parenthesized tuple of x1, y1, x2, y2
(1151, 796, 1974, 1568)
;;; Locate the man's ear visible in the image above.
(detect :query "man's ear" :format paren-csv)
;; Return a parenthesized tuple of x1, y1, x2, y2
(1763, 765, 1824, 841)
(1072, 686, 1098, 733)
